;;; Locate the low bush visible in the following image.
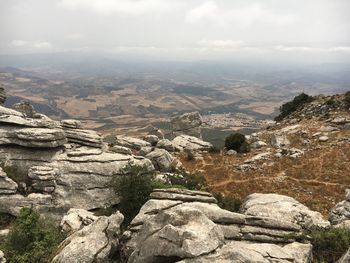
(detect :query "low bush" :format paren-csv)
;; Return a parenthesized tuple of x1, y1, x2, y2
(213, 192, 242, 212)
(310, 227, 350, 262)
(345, 91, 350, 106)
(224, 133, 250, 153)
(208, 146, 221, 154)
(1, 207, 63, 263)
(112, 164, 155, 225)
(274, 93, 313, 121)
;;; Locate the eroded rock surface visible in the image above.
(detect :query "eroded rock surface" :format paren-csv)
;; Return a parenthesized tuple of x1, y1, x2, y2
(329, 189, 350, 228)
(240, 193, 330, 229)
(123, 188, 311, 263)
(171, 111, 203, 138)
(172, 135, 212, 152)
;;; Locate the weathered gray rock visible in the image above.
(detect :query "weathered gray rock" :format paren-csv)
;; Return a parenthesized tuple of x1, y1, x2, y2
(240, 193, 330, 229)
(319, 135, 329, 142)
(146, 149, 174, 172)
(331, 117, 350, 125)
(143, 135, 159, 146)
(156, 139, 177, 152)
(124, 189, 308, 263)
(52, 212, 124, 263)
(64, 128, 102, 148)
(171, 111, 203, 138)
(179, 241, 312, 263)
(12, 101, 37, 118)
(329, 189, 350, 227)
(128, 206, 225, 263)
(138, 146, 153, 156)
(0, 167, 17, 194)
(115, 136, 151, 150)
(251, 140, 267, 148)
(61, 119, 82, 129)
(28, 166, 57, 193)
(0, 126, 67, 148)
(226, 149, 237, 155)
(271, 134, 290, 148)
(172, 135, 212, 151)
(110, 145, 132, 155)
(60, 208, 98, 234)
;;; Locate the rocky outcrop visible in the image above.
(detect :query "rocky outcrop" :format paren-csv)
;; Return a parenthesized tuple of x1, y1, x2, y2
(60, 208, 98, 234)
(156, 139, 177, 152)
(0, 105, 155, 218)
(12, 101, 37, 118)
(171, 111, 203, 138)
(52, 211, 124, 263)
(28, 166, 57, 193)
(146, 149, 174, 172)
(110, 145, 132, 155)
(240, 193, 330, 229)
(271, 134, 290, 148)
(329, 189, 350, 228)
(123, 189, 312, 263)
(172, 135, 212, 151)
(0, 167, 17, 194)
(143, 135, 159, 146)
(115, 136, 151, 150)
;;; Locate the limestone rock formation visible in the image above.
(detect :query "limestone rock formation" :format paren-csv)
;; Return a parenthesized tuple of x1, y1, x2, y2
(329, 189, 350, 228)
(60, 208, 98, 234)
(110, 145, 132, 155)
(0, 167, 17, 194)
(0, 104, 155, 218)
(240, 193, 330, 229)
(0, 250, 6, 263)
(172, 135, 212, 151)
(123, 188, 311, 263)
(156, 138, 178, 152)
(52, 212, 124, 263)
(271, 134, 290, 148)
(146, 149, 174, 172)
(115, 136, 151, 150)
(12, 101, 37, 118)
(171, 111, 203, 138)
(143, 135, 159, 146)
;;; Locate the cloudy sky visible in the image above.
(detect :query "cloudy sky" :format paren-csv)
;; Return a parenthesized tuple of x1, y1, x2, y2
(1, 0, 350, 63)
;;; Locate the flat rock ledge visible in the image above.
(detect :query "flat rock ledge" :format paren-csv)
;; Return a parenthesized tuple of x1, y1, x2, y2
(122, 188, 312, 263)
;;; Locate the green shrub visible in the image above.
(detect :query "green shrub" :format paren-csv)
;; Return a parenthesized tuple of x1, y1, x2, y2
(150, 180, 186, 190)
(208, 146, 221, 154)
(275, 93, 313, 121)
(345, 91, 350, 106)
(112, 164, 155, 225)
(213, 192, 241, 212)
(224, 133, 249, 153)
(1, 207, 63, 263)
(310, 227, 350, 262)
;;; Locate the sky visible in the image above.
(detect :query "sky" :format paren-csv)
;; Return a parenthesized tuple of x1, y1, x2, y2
(1, 0, 350, 63)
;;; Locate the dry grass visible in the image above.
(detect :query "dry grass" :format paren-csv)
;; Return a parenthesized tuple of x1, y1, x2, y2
(181, 143, 350, 217)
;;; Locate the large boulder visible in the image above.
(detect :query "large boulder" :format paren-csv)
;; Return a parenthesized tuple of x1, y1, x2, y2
(123, 189, 310, 263)
(171, 111, 203, 138)
(128, 206, 225, 263)
(115, 136, 151, 150)
(172, 135, 212, 152)
(178, 241, 312, 263)
(271, 134, 290, 148)
(60, 208, 98, 234)
(145, 149, 174, 172)
(12, 101, 37, 118)
(329, 189, 350, 228)
(240, 193, 330, 229)
(0, 167, 18, 194)
(52, 212, 124, 263)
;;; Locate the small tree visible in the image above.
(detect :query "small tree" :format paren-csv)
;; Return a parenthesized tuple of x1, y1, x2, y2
(2, 207, 63, 263)
(275, 93, 313, 121)
(225, 133, 249, 153)
(112, 163, 155, 225)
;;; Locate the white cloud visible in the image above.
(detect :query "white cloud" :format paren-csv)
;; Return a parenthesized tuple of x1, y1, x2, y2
(33, 41, 52, 49)
(186, 2, 295, 27)
(65, 33, 83, 40)
(198, 39, 244, 49)
(9, 40, 52, 49)
(274, 45, 350, 53)
(10, 40, 29, 47)
(58, 0, 178, 15)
